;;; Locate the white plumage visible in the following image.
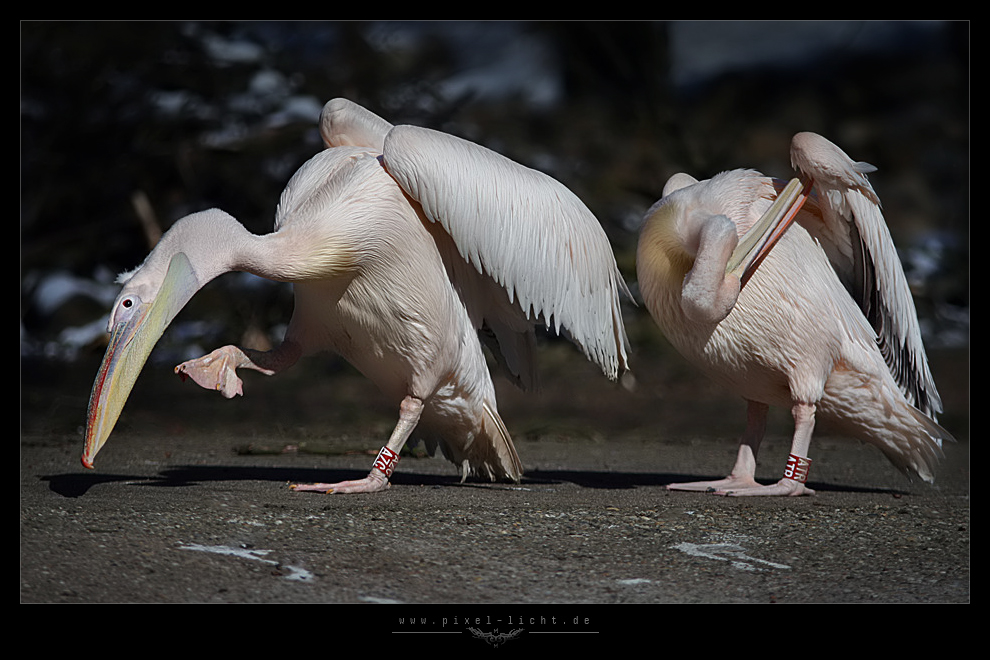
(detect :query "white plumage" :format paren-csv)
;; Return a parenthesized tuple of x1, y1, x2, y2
(83, 98, 630, 494)
(636, 131, 951, 496)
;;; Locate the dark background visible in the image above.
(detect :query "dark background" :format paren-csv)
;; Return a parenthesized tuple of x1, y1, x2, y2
(21, 21, 968, 365)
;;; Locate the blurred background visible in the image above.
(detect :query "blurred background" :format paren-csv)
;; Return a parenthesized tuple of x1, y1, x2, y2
(20, 21, 969, 444)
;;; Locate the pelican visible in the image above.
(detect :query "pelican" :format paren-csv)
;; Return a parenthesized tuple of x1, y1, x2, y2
(84, 98, 631, 494)
(636, 131, 952, 496)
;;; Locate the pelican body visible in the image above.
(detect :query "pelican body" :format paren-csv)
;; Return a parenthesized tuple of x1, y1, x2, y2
(637, 132, 951, 496)
(84, 98, 630, 493)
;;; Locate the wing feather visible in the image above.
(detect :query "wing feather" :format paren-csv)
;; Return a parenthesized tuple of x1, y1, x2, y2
(384, 124, 631, 379)
(790, 132, 941, 417)
(317, 98, 631, 380)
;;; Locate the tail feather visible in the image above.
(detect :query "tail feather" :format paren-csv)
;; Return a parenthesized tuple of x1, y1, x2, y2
(416, 401, 523, 483)
(881, 405, 951, 483)
(478, 401, 523, 482)
(822, 384, 952, 483)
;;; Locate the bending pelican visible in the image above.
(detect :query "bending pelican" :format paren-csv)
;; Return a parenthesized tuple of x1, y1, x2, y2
(84, 98, 631, 494)
(636, 132, 951, 496)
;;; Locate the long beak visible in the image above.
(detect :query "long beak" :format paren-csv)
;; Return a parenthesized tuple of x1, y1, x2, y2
(725, 177, 812, 287)
(82, 253, 198, 468)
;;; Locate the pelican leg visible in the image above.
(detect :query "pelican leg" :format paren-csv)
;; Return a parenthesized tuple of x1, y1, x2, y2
(718, 402, 817, 497)
(174, 340, 302, 398)
(290, 396, 424, 494)
(666, 401, 769, 492)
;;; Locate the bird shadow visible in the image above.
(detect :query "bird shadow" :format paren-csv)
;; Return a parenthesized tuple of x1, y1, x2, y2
(40, 465, 904, 498)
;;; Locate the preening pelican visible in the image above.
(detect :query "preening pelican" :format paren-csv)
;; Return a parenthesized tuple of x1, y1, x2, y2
(84, 98, 631, 493)
(636, 131, 952, 496)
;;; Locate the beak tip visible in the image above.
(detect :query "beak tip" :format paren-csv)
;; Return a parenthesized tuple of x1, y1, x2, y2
(81, 457, 95, 469)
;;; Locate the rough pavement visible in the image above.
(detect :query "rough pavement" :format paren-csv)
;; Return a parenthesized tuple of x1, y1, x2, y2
(21, 352, 969, 641)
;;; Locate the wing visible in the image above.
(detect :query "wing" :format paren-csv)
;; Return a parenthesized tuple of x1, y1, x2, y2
(319, 100, 542, 384)
(318, 98, 630, 381)
(383, 123, 631, 380)
(319, 97, 393, 152)
(790, 131, 941, 417)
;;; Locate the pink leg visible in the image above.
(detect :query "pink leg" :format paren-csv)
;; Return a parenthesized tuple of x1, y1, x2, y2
(175, 340, 302, 398)
(290, 396, 424, 495)
(667, 400, 768, 492)
(717, 402, 817, 497)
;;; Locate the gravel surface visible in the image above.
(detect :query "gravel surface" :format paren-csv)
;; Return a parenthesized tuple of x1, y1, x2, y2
(22, 354, 968, 605)
(21, 352, 968, 645)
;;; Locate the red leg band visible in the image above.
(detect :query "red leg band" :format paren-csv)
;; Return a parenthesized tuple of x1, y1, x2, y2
(373, 446, 400, 478)
(783, 453, 811, 483)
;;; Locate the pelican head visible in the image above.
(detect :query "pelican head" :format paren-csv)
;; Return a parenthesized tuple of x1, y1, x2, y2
(81, 211, 237, 468)
(638, 174, 810, 296)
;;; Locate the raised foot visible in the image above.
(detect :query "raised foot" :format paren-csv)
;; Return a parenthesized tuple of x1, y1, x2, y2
(290, 472, 390, 494)
(175, 346, 271, 398)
